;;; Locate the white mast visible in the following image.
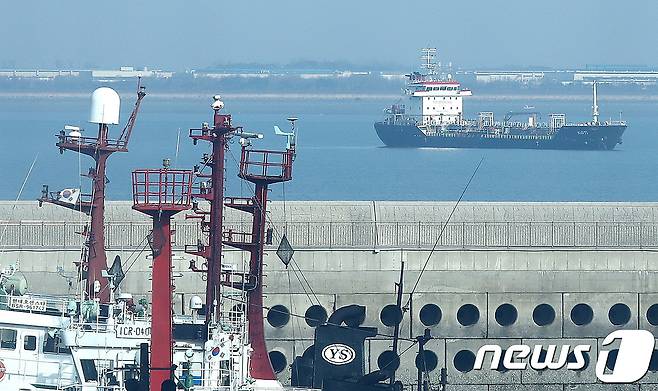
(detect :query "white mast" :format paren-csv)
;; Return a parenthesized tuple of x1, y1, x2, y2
(420, 47, 438, 75)
(592, 81, 599, 124)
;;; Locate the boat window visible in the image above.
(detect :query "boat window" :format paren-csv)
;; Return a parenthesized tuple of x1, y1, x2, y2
(43, 333, 71, 354)
(81, 359, 99, 381)
(23, 335, 37, 351)
(0, 328, 17, 350)
(440, 86, 447, 90)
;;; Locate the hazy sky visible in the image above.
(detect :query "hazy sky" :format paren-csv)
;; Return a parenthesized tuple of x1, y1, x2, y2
(2, 0, 657, 70)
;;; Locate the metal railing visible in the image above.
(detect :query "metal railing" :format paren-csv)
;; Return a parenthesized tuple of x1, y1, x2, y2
(132, 169, 194, 211)
(2, 220, 658, 250)
(239, 148, 294, 181)
(0, 292, 73, 315)
(57, 134, 129, 150)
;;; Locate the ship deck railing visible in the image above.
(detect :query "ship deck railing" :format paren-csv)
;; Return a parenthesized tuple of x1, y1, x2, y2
(62, 385, 126, 391)
(168, 365, 320, 391)
(384, 115, 556, 133)
(0, 355, 78, 390)
(67, 314, 151, 333)
(567, 120, 627, 127)
(0, 292, 75, 317)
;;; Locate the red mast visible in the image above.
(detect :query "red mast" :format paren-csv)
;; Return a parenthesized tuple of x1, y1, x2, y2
(40, 84, 146, 303)
(132, 166, 193, 391)
(185, 96, 296, 382)
(186, 96, 240, 323)
(236, 145, 295, 380)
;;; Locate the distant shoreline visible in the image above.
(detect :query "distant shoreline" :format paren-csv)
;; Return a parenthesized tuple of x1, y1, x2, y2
(1, 91, 658, 101)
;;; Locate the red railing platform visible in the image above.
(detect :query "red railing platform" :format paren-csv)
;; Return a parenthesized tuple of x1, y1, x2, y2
(238, 148, 293, 183)
(132, 169, 193, 213)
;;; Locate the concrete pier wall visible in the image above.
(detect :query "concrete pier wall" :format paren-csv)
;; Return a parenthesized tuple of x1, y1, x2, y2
(2, 201, 658, 387)
(4, 201, 658, 250)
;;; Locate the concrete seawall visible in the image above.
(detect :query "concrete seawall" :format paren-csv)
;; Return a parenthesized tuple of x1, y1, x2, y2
(3, 200, 658, 388)
(4, 201, 658, 250)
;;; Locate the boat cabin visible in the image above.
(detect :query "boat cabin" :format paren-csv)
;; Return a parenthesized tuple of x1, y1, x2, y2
(407, 81, 472, 126)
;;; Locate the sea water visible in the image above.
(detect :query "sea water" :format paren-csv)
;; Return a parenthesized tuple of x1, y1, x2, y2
(0, 93, 656, 201)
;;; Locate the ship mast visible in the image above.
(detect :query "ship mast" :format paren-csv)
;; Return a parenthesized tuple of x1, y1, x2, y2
(420, 47, 438, 76)
(236, 132, 296, 381)
(39, 83, 146, 303)
(186, 95, 239, 324)
(186, 96, 296, 384)
(132, 164, 193, 391)
(592, 81, 600, 124)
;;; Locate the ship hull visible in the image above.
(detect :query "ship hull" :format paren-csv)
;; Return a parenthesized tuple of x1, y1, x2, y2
(374, 122, 626, 150)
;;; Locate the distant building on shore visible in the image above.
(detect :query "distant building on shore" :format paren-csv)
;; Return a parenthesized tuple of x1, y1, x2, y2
(474, 71, 545, 84)
(91, 66, 174, 79)
(572, 70, 658, 85)
(0, 69, 82, 79)
(0, 66, 174, 81)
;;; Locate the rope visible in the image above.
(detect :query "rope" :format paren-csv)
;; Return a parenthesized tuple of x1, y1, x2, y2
(404, 157, 483, 309)
(226, 148, 321, 305)
(0, 153, 38, 257)
(222, 295, 416, 342)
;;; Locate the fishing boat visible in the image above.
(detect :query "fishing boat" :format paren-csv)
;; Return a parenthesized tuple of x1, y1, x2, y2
(0, 85, 305, 390)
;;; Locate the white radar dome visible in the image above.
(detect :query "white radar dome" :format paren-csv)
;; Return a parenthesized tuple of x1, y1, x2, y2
(189, 295, 203, 310)
(89, 87, 121, 125)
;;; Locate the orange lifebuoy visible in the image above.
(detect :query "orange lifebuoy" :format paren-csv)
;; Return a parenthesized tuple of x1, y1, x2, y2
(0, 360, 6, 382)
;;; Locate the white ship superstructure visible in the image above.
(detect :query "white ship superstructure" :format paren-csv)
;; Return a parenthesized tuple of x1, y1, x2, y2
(405, 80, 472, 127)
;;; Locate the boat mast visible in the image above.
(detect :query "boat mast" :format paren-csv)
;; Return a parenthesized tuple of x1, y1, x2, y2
(592, 81, 600, 124)
(234, 123, 296, 381)
(186, 96, 239, 324)
(187, 96, 297, 382)
(420, 47, 438, 76)
(39, 83, 146, 303)
(132, 165, 193, 391)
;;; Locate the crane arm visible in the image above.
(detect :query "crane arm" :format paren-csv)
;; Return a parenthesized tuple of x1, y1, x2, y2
(118, 78, 147, 147)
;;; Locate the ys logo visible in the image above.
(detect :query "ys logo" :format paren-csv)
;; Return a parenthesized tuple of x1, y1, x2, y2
(321, 344, 356, 365)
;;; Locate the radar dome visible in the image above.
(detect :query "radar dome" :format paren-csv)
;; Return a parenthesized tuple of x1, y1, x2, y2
(189, 295, 203, 310)
(89, 87, 121, 125)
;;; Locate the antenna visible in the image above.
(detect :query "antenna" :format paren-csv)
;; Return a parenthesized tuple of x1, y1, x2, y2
(174, 128, 181, 168)
(592, 81, 599, 124)
(420, 48, 438, 75)
(274, 116, 298, 150)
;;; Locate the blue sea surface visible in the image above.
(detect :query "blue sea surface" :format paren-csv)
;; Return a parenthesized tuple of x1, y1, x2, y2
(0, 94, 656, 201)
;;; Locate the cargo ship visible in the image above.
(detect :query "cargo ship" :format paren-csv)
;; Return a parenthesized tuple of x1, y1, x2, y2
(374, 48, 627, 150)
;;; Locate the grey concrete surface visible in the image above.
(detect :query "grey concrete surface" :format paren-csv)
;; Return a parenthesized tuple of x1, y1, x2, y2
(3, 201, 658, 387)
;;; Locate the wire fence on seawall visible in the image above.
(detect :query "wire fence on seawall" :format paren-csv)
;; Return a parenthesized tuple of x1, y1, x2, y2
(1, 220, 657, 250)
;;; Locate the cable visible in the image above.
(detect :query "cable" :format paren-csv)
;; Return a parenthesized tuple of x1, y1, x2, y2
(226, 148, 321, 305)
(404, 157, 484, 309)
(96, 233, 151, 297)
(288, 259, 320, 305)
(379, 340, 419, 371)
(0, 153, 38, 256)
(222, 295, 416, 342)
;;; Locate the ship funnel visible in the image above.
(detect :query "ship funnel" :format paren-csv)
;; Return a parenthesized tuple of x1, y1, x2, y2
(328, 304, 366, 327)
(89, 87, 121, 125)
